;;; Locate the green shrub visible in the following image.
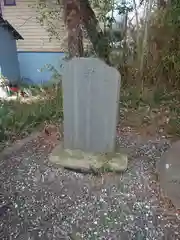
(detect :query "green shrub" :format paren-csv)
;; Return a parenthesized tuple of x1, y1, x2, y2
(0, 85, 63, 148)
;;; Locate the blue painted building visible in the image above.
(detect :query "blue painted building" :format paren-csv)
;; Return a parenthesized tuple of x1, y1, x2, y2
(0, 16, 23, 82)
(18, 51, 66, 85)
(1, 0, 67, 85)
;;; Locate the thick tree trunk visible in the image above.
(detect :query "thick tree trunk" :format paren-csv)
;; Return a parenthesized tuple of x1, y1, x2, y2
(157, 0, 166, 8)
(63, 0, 84, 58)
(79, 0, 111, 65)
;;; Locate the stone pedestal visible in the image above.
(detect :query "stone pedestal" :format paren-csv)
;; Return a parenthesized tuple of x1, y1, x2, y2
(49, 142, 128, 173)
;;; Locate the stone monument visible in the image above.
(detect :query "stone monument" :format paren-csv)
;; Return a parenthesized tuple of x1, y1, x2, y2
(49, 57, 128, 173)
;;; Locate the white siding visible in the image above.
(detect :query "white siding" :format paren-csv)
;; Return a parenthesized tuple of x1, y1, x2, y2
(2, 0, 67, 51)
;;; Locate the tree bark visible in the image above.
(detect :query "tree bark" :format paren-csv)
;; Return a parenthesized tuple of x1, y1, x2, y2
(157, 0, 166, 9)
(140, 0, 152, 68)
(132, 0, 140, 62)
(63, 0, 84, 58)
(79, 0, 111, 65)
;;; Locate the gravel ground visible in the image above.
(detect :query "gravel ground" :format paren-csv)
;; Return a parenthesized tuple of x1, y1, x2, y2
(0, 128, 180, 240)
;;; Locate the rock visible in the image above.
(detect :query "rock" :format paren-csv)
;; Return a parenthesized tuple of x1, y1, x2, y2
(49, 143, 128, 173)
(157, 141, 180, 209)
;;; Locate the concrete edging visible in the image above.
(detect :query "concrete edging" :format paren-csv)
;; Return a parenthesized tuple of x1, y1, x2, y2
(0, 132, 41, 158)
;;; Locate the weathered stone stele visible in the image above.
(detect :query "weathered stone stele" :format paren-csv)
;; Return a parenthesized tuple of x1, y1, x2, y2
(49, 57, 128, 173)
(157, 141, 180, 209)
(62, 57, 120, 153)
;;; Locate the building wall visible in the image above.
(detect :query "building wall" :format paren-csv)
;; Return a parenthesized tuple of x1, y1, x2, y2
(0, 26, 21, 82)
(1, 0, 91, 84)
(18, 51, 66, 84)
(2, 0, 66, 51)
(1, 0, 67, 84)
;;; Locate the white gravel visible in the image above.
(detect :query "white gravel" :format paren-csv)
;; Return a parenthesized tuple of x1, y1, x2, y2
(0, 129, 179, 240)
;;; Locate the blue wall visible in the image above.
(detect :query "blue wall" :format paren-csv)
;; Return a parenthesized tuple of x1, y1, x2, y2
(18, 51, 66, 85)
(0, 27, 21, 82)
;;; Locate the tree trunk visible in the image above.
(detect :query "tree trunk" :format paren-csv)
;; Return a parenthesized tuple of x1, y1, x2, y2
(132, 0, 140, 62)
(63, 0, 84, 58)
(79, 0, 111, 65)
(140, 0, 153, 87)
(157, 0, 166, 9)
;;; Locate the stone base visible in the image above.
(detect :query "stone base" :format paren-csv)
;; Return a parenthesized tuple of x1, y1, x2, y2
(49, 142, 128, 173)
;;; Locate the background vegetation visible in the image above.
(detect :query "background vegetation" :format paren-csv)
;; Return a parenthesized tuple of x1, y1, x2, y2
(0, 0, 180, 150)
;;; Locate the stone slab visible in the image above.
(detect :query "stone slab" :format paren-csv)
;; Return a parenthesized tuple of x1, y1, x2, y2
(62, 57, 121, 153)
(49, 142, 128, 173)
